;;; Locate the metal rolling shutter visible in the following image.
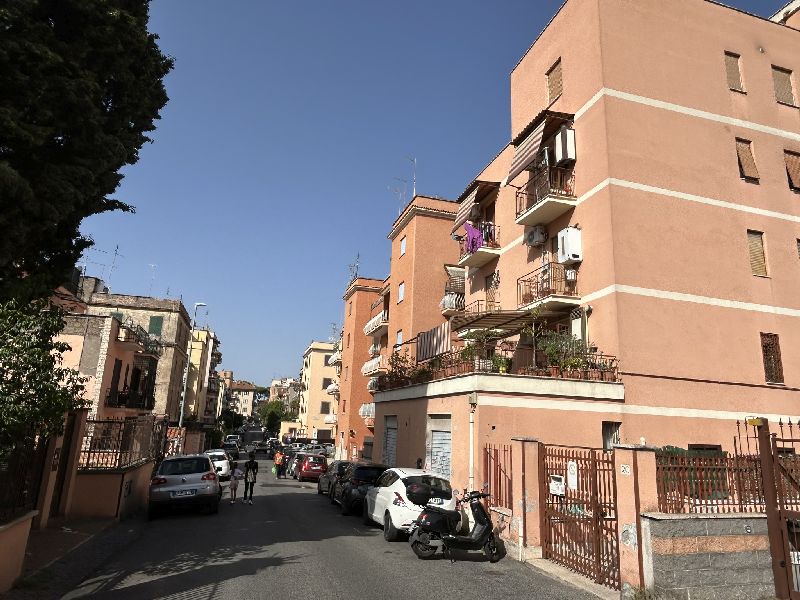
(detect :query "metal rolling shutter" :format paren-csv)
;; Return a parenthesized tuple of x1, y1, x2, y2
(429, 430, 452, 479)
(383, 427, 397, 467)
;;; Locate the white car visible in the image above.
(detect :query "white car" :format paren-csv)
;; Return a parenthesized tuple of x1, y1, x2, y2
(363, 468, 456, 541)
(205, 449, 232, 486)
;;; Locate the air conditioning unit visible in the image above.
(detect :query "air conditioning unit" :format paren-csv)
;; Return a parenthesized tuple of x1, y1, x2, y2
(554, 126, 576, 165)
(557, 227, 583, 264)
(524, 225, 548, 247)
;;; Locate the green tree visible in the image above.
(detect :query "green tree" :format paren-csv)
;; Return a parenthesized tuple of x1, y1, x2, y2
(219, 408, 243, 433)
(0, 0, 173, 301)
(265, 411, 281, 435)
(0, 300, 86, 446)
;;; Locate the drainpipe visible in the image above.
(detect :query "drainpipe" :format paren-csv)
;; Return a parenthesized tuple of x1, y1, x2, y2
(468, 392, 477, 491)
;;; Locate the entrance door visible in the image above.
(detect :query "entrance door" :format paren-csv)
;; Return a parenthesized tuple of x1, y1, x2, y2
(383, 416, 397, 467)
(429, 430, 452, 479)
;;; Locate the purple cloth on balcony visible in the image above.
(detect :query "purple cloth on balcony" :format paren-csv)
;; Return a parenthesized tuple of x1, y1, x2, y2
(464, 221, 483, 254)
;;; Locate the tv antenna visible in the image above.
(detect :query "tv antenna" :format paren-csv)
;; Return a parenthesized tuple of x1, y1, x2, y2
(148, 264, 158, 296)
(388, 184, 403, 215)
(348, 253, 360, 282)
(107, 245, 124, 290)
(407, 156, 417, 198)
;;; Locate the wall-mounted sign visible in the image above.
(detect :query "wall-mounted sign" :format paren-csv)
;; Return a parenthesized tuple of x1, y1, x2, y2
(549, 474, 565, 496)
(567, 460, 578, 490)
(620, 464, 632, 476)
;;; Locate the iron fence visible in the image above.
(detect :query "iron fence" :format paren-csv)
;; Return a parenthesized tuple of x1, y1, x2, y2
(517, 262, 579, 307)
(0, 435, 49, 524)
(78, 416, 167, 470)
(515, 166, 576, 218)
(484, 444, 513, 510)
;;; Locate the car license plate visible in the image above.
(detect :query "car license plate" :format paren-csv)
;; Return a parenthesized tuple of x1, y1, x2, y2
(429, 497, 444, 505)
(311, 466, 321, 470)
(173, 489, 196, 497)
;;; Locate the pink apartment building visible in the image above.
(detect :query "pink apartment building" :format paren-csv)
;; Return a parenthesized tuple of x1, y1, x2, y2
(373, 0, 800, 488)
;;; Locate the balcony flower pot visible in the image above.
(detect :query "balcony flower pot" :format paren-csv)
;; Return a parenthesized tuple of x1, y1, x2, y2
(547, 365, 561, 378)
(521, 292, 535, 305)
(587, 368, 602, 381)
(601, 370, 616, 382)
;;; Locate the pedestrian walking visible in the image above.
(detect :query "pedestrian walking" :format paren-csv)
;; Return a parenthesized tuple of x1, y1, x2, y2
(274, 449, 284, 479)
(230, 462, 244, 504)
(244, 453, 258, 505)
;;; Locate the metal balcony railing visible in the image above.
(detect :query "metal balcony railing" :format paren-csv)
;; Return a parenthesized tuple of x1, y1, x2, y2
(439, 292, 465, 312)
(463, 299, 502, 314)
(326, 382, 340, 396)
(361, 355, 388, 376)
(363, 310, 389, 336)
(459, 222, 500, 259)
(369, 343, 381, 357)
(329, 348, 342, 365)
(517, 262, 579, 307)
(515, 167, 576, 218)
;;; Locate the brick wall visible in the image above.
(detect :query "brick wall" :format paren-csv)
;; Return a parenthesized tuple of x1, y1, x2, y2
(641, 514, 773, 600)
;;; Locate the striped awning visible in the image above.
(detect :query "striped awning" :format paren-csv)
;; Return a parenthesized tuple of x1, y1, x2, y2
(451, 186, 479, 234)
(504, 119, 546, 187)
(417, 321, 452, 362)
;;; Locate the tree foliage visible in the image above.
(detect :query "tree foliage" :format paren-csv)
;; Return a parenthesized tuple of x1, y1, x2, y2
(0, 300, 86, 446)
(0, 0, 173, 300)
(219, 408, 244, 433)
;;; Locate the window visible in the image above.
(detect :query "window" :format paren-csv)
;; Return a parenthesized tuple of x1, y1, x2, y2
(761, 332, 784, 384)
(398, 282, 405, 303)
(148, 315, 163, 336)
(796, 239, 800, 259)
(400, 236, 407, 256)
(786, 151, 800, 191)
(320, 401, 330, 414)
(736, 139, 759, 181)
(602, 422, 621, 451)
(322, 377, 332, 390)
(349, 301, 352, 315)
(724, 52, 744, 92)
(688, 444, 723, 455)
(747, 230, 767, 276)
(396, 330, 403, 346)
(347, 333, 350, 348)
(345, 366, 349, 381)
(547, 58, 563, 104)
(323, 354, 331, 366)
(772, 66, 796, 106)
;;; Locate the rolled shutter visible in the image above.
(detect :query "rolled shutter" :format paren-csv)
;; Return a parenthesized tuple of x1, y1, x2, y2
(547, 59, 563, 103)
(772, 67, 795, 105)
(747, 230, 767, 276)
(724, 52, 743, 91)
(736, 139, 759, 180)
(785, 151, 800, 190)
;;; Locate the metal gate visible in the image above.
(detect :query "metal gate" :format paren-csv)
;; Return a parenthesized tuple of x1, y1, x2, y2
(540, 445, 620, 590)
(429, 430, 451, 479)
(383, 426, 397, 467)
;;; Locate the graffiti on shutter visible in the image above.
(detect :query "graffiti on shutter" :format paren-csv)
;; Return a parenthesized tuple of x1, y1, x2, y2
(429, 430, 452, 479)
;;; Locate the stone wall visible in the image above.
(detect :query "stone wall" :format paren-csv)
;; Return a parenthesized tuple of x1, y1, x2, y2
(641, 513, 774, 600)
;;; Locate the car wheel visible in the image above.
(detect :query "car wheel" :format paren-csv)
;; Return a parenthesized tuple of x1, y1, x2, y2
(317, 481, 323, 495)
(340, 494, 351, 516)
(329, 487, 337, 505)
(362, 502, 372, 526)
(383, 512, 400, 542)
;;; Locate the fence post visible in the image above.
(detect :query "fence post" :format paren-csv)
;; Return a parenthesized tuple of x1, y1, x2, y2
(614, 444, 658, 594)
(510, 437, 544, 557)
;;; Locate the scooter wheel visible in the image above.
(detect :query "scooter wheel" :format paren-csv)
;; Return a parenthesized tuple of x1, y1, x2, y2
(483, 534, 503, 563)
(411, 541, 437, 559)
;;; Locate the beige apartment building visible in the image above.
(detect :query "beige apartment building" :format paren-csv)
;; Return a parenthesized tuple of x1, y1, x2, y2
(298, 342, 336, 440)
(184, 329, 222, 426)
(373, 0, 800, 487)
(229, 381, 256, 417)
(83, 280, 191, 422)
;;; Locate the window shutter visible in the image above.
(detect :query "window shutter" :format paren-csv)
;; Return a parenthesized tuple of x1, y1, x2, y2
(747, 230, 767, 276)
(110, 312, 124, 323)
(736, 139, 759, 180)
(760, 333, 784, 384)
(725, 52, 743, 91)
(547, 59, 563, 103)
(785, 151, 800, 190)
(772, 67, 795, 105)
(148, 315, 164, 336)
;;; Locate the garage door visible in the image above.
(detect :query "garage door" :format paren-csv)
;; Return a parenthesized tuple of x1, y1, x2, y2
(383, 427, 397, 467)
(429, 430, 451, 479)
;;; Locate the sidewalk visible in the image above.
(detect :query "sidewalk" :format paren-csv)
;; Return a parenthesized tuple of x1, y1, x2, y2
(3, 518, 146, 599)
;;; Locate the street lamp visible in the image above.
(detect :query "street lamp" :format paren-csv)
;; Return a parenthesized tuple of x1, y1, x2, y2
(178, 302, 207, 434)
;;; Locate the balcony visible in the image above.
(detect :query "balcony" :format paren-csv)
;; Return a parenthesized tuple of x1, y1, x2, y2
(517, 262, 581, 317)
(369, 343, 381, 357)
(367, 377, 380, 394)
(329, 348, 342, 365)
(359, 402, 375, 428)
(458, 222, 501, 269)
(361, 355, 388, 376)
(363, 310, 389, 337)
(324, 414, 337, 424)
(440, 292, 465, 317)
(515, 167, 577, 226)
(326, 382, 340, 396)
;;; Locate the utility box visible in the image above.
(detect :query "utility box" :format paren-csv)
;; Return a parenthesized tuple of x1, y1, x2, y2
(554, 126, 576, 165)
(557, 227, 583, 264)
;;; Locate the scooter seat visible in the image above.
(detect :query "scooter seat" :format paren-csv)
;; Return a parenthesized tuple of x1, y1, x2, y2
(425, 505, 460, 520)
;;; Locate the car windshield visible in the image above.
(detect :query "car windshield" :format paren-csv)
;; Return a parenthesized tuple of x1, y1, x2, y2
(402, 475, 452, 498)
(305, 456, 325, 464)
(353, 466, 386, 481)
(160, 458, 209, 475)
(207, 453, 226, 462)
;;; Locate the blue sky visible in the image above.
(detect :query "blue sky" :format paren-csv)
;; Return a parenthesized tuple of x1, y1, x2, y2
(79, 0, 787, 384)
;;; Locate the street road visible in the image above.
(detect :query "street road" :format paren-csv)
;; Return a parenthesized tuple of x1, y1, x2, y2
(64, 459, 595, 600)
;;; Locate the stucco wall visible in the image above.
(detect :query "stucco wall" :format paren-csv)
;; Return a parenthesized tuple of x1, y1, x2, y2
(0, 512, 36, 593)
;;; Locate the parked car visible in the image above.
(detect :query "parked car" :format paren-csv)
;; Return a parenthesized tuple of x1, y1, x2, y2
(304, 444, 327, 455)
(363, 468, 455, 541)
(148, 455, 220, 519)
(288, 452, 307, 479)
(332, 463, 388, 515)
(205, 449, 232, 484)
(222, 441, 240, 460)
(318, 460, 352, 497)
(225, 434, 241, 445)
(297, 454, 328, 482)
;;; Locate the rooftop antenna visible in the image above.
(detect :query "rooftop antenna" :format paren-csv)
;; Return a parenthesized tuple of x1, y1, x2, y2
(388, 184, 403, 215)
(394, 177, 408, 205)
(148, 264, 158, 296)
(348, 253, 360, 282)
(328, 322, 340, 342)
(407, 156, 417, 197)
(107, 245, 124, 290)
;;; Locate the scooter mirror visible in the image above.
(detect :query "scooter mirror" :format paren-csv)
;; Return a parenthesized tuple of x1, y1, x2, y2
(453, 489, 461, 497)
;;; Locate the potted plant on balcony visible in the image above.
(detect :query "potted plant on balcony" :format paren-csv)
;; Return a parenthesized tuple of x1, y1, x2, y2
(600, 358, 617, 382)
(563, 356, 585, 379)
(492, 354, 511, 374)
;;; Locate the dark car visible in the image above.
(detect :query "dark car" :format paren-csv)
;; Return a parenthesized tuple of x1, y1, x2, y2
(297, 454, 328, 482)
(222, 441, 240, 460)
(318, 460, 352, 497)
(332, 463, 388, 516)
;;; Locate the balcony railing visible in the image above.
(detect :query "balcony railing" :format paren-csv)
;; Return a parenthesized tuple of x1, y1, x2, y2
(515, 167, 576, 220)
(367, 377, 380, 393)
(363, 310, 389, 336)
(361, 355, 388, 376)
(517, 262, 579, 307)
(459, 222, 500, 259)
(326, 382, 340, 396)
(464, 299, 501, 314)
(369, 343, 381, 357)
(105, 388, 155, 410)
(329, 348, 342, 365)
(440, 292, 465, 314)
(324, 414, 337, 424)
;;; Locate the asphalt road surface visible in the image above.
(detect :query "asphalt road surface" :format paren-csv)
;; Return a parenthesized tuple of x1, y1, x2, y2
(64, 459, 596, 600)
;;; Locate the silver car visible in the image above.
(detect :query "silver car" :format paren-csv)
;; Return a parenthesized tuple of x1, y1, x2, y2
(148, 455, 221, 519)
